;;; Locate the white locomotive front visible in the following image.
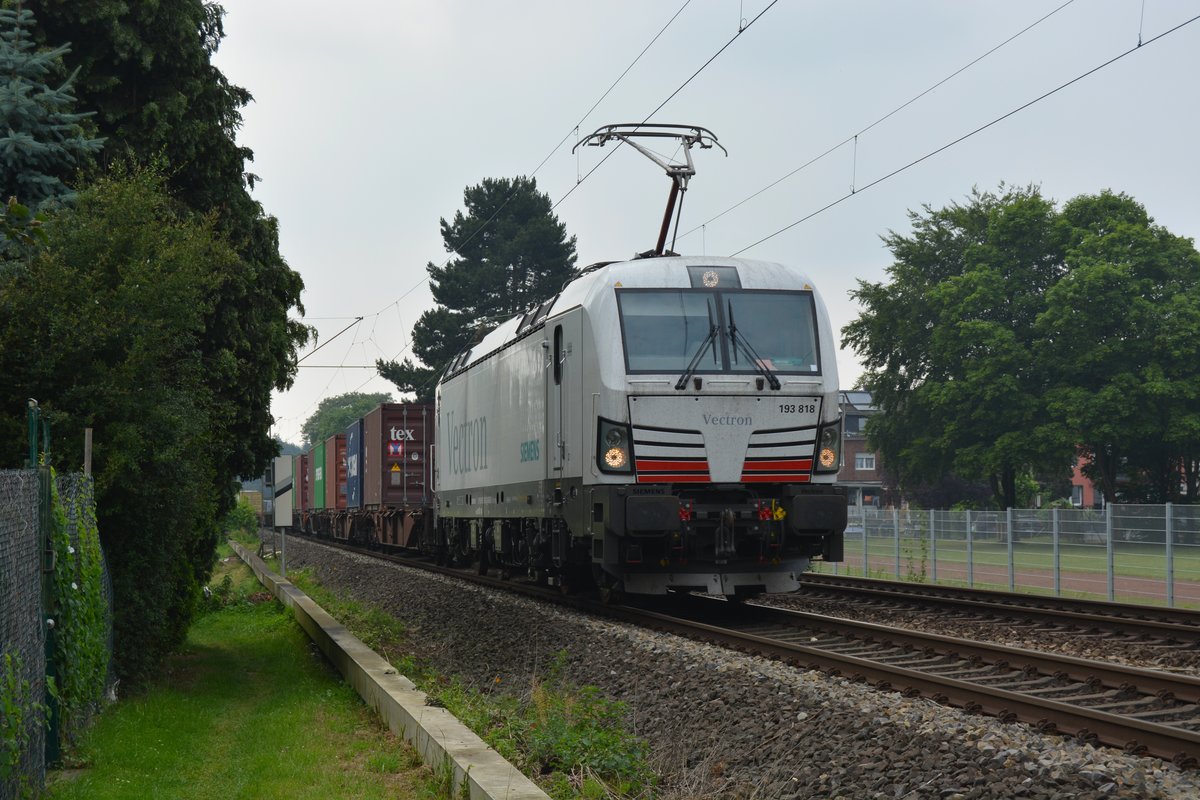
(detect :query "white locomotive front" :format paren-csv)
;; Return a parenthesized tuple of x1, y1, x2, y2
(435, 255, 846, 597)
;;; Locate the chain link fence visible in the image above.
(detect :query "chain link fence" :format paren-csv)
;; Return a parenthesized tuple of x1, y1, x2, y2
(1, 470, 113, 799)
(0, 471, 44, 800)
(820, 504, 1200, 607)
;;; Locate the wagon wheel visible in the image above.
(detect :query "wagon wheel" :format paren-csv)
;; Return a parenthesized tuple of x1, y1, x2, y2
(449, 539, 471, 569)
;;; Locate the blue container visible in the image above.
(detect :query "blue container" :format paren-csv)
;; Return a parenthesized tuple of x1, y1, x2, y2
(345, 418, 364, 508)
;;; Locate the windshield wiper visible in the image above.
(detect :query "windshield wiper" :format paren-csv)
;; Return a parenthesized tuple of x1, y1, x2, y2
(727, 300, 781, 390)
(675, 298, 719, 390)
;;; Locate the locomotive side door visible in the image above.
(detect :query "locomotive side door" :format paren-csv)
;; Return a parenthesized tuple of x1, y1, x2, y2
(546, 311, 582, 479)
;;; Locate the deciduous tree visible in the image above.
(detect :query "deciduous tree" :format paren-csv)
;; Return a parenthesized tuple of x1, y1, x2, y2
(30, 2, 309, 490)
(0, 167, 242, 683)
(844, 186, 1074, 509)
(301, 392, 393, 448)
(1036, 192, 1200, 503)
(846, 185, 1200, 507)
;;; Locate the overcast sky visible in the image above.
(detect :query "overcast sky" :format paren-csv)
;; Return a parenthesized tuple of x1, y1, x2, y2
(211, 1, 1200, 446)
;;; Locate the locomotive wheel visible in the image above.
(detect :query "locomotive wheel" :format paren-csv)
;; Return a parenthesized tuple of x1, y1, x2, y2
(591, 565, 624, 604)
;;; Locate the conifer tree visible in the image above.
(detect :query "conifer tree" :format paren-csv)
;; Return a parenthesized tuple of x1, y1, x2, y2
(378, 176, 577, 401)
(0, 4, 101, 208)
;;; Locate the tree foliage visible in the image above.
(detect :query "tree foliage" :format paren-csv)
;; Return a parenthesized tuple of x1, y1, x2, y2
(378, 176, 577, 401)
(30, 1, 253, 227)
(1036, 192, 1200, 503)
(844, 186, 1072, 509)
(30, 2, 309, 489)
(846, 186, 1200, 506)
(0, 167, 243, 682)
(0, 2, 308, 685)
(301, 391, 393, 448)
(0, 4, 103, 208)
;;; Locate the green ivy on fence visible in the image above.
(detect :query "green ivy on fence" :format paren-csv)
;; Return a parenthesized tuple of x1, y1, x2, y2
(48, 471, 109, 747)
(1, 651, 44, 798)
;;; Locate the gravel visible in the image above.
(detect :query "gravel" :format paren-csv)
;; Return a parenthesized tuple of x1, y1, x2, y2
(280, 536, 1200, 799)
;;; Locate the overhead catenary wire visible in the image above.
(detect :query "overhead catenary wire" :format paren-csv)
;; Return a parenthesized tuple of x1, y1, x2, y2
(729, 11, 1200, 257)
(296, 316, 363, 364)
(366, 0, 696, 321)
(553, 0, 781, 212)
(676, 0, 1078, 242)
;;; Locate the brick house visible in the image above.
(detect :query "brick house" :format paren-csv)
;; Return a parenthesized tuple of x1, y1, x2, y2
(838, 390, 885, 508)
(1070, 456, 1104, 508)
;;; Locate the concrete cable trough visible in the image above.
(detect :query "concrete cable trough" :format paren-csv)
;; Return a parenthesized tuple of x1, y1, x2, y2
(230, 540, 548, 800)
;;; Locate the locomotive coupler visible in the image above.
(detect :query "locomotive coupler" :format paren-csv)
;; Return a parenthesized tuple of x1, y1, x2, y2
(715, 507, 737, 562)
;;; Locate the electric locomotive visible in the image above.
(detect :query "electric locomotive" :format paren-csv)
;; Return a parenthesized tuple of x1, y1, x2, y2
(433, 253, 846, 597)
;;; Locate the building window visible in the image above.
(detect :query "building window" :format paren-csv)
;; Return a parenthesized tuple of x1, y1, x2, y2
(855, 453, 875, 471)
(1071, 485, 1083, 507)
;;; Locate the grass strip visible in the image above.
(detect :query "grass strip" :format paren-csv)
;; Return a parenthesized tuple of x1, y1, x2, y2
(46, 546, 439, 800)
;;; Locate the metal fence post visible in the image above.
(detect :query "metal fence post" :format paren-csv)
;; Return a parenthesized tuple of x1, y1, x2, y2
(1006, 507, 1015, 592)
(930, 509, 937, 583)
(966, 509, 974, 588)
(894, 508, 901, 580)
(27, 398, 39, 468)
(1166, 502, 1175, 608)
(1106, 503, 1115, 602)
(1052, 507, 1061, 597)
(862, 510, 869, 577)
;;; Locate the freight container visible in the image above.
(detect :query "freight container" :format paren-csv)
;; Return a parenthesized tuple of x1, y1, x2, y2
(323, 433, 347, 510)
(345, 418, 364, 509)
(291, 454, 311, 512)
(311, 440, 326, 510)
(298, 453, 311, 510)
(362, 403, 433, 507)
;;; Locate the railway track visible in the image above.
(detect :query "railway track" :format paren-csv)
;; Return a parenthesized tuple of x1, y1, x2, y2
(644, 596, 1200, 767)
(287, 534, 1200, 766)
(795, 572, 1200, 645)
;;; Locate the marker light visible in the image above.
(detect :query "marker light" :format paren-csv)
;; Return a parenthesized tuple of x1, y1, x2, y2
(604, 447, 628, 469)
(819, 447, 837, 468)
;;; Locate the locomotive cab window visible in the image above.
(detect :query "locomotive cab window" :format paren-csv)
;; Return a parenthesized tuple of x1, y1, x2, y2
(616, 288, 821, 375)
(724, 291, 819, 374)
(617, 290, 716, 373)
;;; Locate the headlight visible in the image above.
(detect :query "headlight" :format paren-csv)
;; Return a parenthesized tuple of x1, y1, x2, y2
(814, 418, 841, 473)
(597, 418, 633, 474)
